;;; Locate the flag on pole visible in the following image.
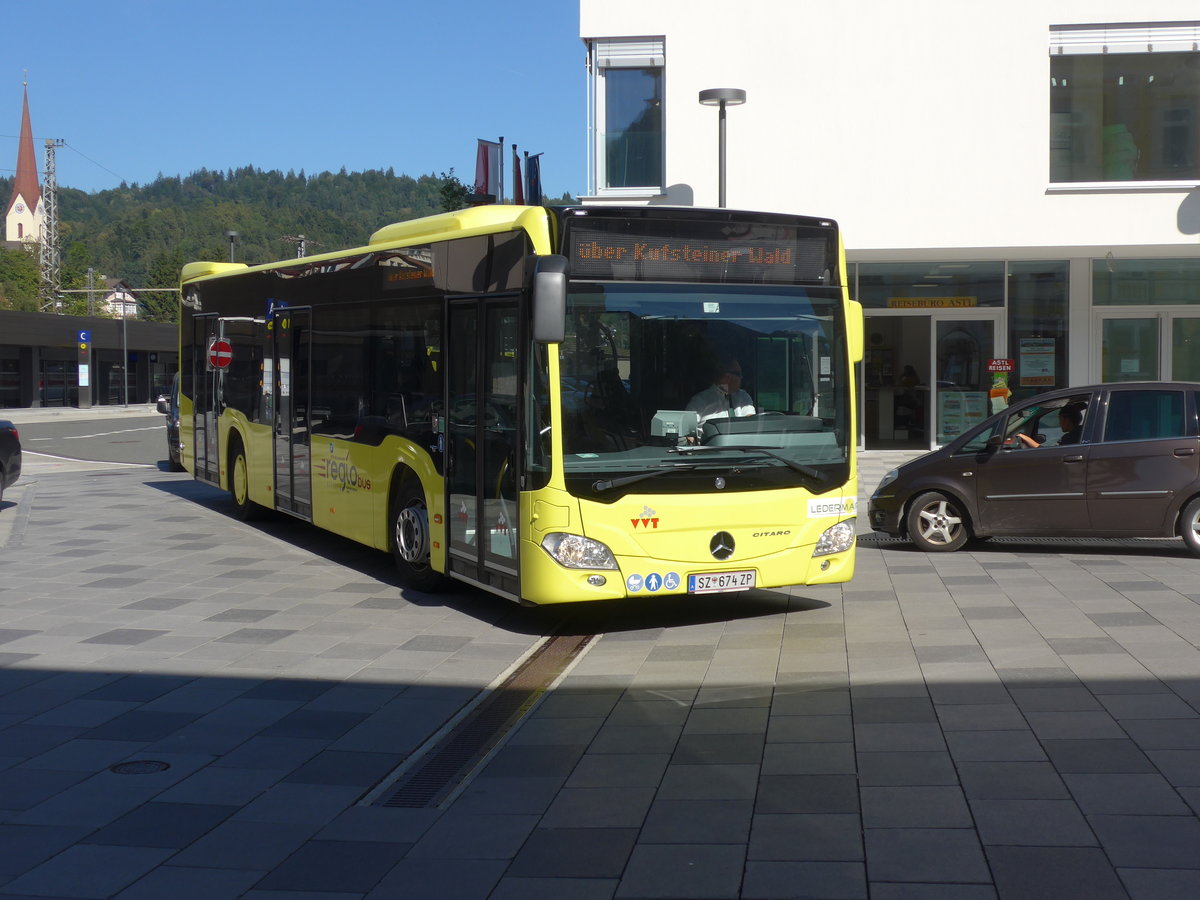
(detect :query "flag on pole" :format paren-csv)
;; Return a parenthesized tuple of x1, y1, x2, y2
(473, 139, 501, 198)
(525, 152, 544, 205)
(512, 145, 524, 205)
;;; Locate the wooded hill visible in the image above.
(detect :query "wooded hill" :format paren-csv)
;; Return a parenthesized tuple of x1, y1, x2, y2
(0, 166, 569, 321)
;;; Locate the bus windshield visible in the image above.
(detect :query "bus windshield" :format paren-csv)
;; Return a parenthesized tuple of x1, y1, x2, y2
(559, 282, 851, 500)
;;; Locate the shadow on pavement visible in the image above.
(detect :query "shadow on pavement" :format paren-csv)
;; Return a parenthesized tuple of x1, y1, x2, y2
(858, 531, 1194, 559)
(142, 475, 824, 638)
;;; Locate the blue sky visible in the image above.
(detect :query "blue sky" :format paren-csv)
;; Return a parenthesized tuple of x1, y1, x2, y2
(2, 0, 583, 198)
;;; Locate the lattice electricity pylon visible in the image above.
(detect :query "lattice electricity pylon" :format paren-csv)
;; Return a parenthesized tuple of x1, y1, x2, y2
(38, 138, 66, 313)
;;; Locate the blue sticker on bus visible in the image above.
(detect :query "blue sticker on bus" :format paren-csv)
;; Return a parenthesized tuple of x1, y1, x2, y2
(626, 574, 644, 592)
(663, 572, 681, 590)
(645, 573, 662, 592)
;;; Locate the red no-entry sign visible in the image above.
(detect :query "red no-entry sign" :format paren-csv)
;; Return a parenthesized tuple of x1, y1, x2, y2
(208, 338, 233, 369)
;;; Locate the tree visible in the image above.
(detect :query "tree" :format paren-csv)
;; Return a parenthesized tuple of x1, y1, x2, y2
(0, 245, 39, 311)
(142, 249, 186, 323)
(18, 164, 570, 315)
(438, 169, 471, 212)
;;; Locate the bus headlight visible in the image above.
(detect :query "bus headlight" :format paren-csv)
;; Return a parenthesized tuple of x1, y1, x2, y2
(813, 521, 855, 557)
(541, 533, 619, 570)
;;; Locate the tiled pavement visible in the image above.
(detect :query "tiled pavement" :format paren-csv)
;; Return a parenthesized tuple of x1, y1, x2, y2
(1, 444, 1199, 898)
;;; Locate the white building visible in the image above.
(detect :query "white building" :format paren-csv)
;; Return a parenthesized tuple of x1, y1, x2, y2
(101, 280, 139, 319)
(580, 0, 1200, 449)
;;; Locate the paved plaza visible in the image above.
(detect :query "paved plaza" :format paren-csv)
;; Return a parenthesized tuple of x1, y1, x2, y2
(1, 424, 1199, 898)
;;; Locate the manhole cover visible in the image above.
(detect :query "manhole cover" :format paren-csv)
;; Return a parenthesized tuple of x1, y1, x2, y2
(109, 760, 170, 775)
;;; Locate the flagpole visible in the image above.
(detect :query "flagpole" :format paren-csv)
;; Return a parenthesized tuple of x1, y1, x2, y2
(498, 135, 504, 204)
(523, 151, 530, 205)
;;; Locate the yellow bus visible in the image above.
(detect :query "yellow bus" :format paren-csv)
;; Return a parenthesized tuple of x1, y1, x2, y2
(177, 205, 863, 604)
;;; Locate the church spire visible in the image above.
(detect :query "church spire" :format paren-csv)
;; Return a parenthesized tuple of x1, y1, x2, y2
(11, 80, 41, 212)
(5, 77, 43, 243)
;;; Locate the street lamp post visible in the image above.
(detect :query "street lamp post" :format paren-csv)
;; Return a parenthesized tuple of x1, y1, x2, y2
(698, 88, 747, 208)
(224, 230, 240, 263)
(121, 293, 128, 407)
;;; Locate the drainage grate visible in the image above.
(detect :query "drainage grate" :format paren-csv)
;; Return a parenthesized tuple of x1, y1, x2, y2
(857, 533, 1183, 549)
(109, 760, 170, 775)
(375, 632, 593, 809)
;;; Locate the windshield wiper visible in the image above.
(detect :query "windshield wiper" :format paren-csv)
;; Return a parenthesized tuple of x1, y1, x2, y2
(591, 463, 698, 493)
(669, 444, 829, 483)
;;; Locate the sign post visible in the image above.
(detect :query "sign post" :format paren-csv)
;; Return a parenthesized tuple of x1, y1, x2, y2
(77, 330, 92, 409)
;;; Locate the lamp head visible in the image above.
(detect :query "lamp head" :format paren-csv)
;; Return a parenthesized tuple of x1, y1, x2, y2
(699, 88, 747, 106)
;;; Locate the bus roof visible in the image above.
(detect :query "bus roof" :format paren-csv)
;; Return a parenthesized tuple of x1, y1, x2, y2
(181, 204, 554, 285)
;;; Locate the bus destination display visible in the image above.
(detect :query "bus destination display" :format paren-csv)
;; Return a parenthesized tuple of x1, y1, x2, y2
(569, 223, 833, 285)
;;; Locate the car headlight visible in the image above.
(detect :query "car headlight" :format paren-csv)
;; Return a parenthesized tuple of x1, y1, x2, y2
(873, 469, 899, 495)
(541, 532, 618, 569)
(813, 521, 855, 557)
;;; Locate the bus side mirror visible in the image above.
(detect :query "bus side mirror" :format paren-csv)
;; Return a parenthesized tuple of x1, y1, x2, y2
(531, 255, 567, 343)
(847, 300, 864, 363)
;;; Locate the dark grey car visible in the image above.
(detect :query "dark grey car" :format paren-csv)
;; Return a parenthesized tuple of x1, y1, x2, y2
(868, 382, 1200, 554)
(0, 420, 21, 504)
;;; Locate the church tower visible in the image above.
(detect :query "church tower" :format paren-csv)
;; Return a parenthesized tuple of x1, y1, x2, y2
(4, 79, 43, 246)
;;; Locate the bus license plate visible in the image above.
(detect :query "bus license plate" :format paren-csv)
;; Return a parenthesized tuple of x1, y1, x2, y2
(688, 570, 756, 594)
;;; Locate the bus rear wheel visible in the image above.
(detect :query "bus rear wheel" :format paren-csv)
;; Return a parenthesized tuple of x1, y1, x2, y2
(228, 437, 263, 521)
(391, 479, 448, 593)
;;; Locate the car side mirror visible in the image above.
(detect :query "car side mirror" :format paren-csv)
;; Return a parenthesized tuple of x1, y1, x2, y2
(156, 398, 170, 415)
(985, 434, 1004, 450)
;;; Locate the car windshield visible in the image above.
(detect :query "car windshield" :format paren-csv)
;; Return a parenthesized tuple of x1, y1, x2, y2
(558, 282, 851, 499)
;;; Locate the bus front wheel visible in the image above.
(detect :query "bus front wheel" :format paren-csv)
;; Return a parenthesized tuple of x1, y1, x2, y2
(391, 479, 448, 593)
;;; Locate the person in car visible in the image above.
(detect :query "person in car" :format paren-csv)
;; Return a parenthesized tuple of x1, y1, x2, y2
(1015, 405, 1083, 448)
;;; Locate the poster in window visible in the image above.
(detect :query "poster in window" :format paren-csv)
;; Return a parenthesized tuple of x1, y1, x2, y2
(1019, 338, 1056, 387)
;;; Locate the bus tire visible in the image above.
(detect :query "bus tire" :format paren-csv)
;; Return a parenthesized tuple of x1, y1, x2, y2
(228, 435, 264, 521)
(1181, 497, 1200, 557)
(391, 477, 448, 593)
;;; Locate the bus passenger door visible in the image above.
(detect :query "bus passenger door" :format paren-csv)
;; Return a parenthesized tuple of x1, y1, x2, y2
(272, 307, 313, 519)
(446, 298, 521, 598)
(192, 314, 220, 485)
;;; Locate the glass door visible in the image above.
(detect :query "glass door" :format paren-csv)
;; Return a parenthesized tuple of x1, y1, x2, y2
(861, 311, 1003, 449)
(272, 307, 312, 518)
(1097, 315, 1159, 383)
(192, 314, 220, 484)
(1093, 312, 1200, 382)
(1171, 316, 1200, 382)
(446, 297, 522, 596)
(932, 315, 1000, 445)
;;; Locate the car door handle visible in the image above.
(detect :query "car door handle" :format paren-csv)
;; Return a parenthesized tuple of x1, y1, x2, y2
(1174, 448, 1196, 457)
(1063, 455, 1083, 463)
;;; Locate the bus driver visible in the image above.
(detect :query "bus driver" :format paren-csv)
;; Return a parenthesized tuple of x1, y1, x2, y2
(687, 355, 756, 425)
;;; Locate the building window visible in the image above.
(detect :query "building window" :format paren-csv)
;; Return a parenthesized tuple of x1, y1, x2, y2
(1050, 23, 1200, 183)
(1008, 262, 1069, 402)
(588, 38, 665, 193)
(855, 262, 1005, 310)
(1093, 257, 1200, 305)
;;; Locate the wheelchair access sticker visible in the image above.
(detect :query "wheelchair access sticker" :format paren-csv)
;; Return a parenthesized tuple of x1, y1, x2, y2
(626, 572, 680, 593)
